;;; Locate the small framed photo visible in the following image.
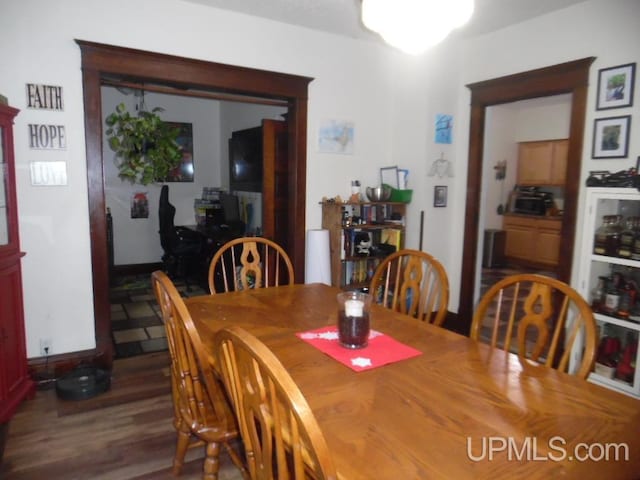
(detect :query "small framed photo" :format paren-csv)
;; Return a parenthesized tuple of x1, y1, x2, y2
(592, 115, 631, 159)
(596, 63, 635, 110)
(379, 166, 399, 188)
(434, 185, 447, 207)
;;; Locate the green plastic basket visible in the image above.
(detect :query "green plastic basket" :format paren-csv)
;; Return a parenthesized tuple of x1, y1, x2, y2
(384, 184, 413, 203)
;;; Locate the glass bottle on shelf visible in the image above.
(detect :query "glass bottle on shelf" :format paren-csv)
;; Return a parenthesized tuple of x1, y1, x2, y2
(617, 285, 632, 319)
(590, 276, 607, 312)
(632, 219, 640, 261)
(596, 324, 621, 370)
(618, 216, 637, 259)
(616, 331, 637, 383)
(594, 215, 612, 255)
(606, 215, 624, 257)
(603, 275, 621, 316)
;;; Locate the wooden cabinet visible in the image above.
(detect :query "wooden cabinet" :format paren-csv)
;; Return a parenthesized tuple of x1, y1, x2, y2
(536, 218, 562, 265)
(0, 103, 34, 425)
(517, 139, 568, 186)
(321, 201, 406, 289)
(578, 188, 640, 398)
(503, 214, 562, 267)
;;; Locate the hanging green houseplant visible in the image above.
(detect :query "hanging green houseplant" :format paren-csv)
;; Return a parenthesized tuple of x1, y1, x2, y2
(105, 102, 182, 185)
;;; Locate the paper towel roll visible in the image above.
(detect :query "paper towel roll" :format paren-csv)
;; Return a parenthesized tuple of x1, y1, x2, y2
(305, 229, 331, 285)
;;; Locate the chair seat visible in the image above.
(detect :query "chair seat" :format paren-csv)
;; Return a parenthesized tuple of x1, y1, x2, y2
(176, 384, 239, 442)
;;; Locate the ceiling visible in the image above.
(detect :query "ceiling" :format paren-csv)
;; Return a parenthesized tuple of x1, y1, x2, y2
(184, 0, 588, 44)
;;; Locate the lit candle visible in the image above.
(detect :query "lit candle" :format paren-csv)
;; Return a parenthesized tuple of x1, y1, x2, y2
(345, 299, 364, 317)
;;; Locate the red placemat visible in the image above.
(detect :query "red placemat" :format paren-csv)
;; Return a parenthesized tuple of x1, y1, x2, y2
(297, 326, 422, 372)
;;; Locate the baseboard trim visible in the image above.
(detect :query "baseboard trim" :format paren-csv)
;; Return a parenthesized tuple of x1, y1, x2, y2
(112, 262, 163, 277)
(28, 348, 109, 382)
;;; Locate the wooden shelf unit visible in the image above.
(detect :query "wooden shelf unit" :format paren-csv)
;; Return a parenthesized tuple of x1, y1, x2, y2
(321, 201, 406, 289)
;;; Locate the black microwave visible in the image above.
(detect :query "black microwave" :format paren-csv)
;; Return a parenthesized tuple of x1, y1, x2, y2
(513, 192, 553, 215)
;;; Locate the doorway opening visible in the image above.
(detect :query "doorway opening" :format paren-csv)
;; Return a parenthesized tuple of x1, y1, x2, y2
(78, 40, 313, 365)
(479, 94, 572, 298)
(457, 57, 595, 334)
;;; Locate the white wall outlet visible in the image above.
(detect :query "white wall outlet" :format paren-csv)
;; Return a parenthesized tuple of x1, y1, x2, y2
(39, 338, 52, 356)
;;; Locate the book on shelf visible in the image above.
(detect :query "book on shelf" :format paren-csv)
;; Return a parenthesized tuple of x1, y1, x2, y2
(380, 228, 401, 251)
(343, 258, 381, 287)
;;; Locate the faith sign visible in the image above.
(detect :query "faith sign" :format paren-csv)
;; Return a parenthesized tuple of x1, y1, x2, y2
(26, 83, 64, 111)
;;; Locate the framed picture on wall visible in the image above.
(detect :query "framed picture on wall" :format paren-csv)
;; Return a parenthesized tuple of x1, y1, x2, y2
(592, 115, 631, 159)
(434, 185, 447, 207)
(596, 63, 636, 110)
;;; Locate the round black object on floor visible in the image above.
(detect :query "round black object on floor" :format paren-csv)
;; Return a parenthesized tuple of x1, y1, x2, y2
(55, 366, 111, 401)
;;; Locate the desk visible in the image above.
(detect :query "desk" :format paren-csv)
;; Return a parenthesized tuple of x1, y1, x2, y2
(178, 224, 241, 289)
(183, 222, 245, 241)
(186, 283, 640, 479)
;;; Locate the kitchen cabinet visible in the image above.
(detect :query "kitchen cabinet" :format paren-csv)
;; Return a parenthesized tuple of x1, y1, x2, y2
(321, 201, 405, 289)
(517, 139, 568, 186)
(577, 187, 640, 399)
(502, 214, 561, 267)
(0, 102, 34, 425)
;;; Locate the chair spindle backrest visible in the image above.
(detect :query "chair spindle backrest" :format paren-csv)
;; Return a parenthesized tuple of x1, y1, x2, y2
(208, 237, 294, 294)
(369, 249, 449, 326)
(470, 273, 598, 379)
(214, 326, 338, 480)
(151, 270, 232, 430)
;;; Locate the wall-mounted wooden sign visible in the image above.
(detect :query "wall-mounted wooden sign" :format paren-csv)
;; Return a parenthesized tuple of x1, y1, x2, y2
(26, 83, 63, 111)
(28, 124, 66, 149)
(30, 161, 68, 186)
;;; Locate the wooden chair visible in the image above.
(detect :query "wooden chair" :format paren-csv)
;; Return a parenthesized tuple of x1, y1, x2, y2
(214, 326, 338, 480)
(207, 237, 294, 294)
(151, 271, 247, 480)
(470, 273, 598, 379)
(369, 249, 450, 326)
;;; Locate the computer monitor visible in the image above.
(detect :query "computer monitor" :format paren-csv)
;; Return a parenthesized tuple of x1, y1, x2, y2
(220, 193, 240, 223)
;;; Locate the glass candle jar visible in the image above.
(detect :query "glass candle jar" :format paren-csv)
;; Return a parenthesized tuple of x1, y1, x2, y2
(336, 291, 372, 349)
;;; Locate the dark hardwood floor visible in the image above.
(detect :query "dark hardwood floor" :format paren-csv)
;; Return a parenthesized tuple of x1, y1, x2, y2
(1, 352, 244, 480)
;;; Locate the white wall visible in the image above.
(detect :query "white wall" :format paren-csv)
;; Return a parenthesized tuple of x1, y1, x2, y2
(1, 0, 638, 357)
(482, 105, 519, 230)
(0, 0, 396, 357)
(513, 95, 572, 142)
(448, 0, 640, 310)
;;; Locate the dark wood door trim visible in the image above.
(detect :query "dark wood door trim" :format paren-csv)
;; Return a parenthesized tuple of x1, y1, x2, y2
(77, 40, 313, 365)
(458, 57, 595, 333)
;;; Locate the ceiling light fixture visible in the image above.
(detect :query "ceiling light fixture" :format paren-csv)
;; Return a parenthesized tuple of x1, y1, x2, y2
(361, 0, 474, 55)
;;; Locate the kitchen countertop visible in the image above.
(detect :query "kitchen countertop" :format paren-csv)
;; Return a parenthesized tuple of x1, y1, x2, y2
(503, 212, 563, 220)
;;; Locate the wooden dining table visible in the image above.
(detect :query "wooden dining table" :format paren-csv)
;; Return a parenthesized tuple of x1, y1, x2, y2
(185, 283, 640, 480)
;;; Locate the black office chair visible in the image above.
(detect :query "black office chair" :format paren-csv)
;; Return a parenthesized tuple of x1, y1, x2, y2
(158, 185, 202, 287)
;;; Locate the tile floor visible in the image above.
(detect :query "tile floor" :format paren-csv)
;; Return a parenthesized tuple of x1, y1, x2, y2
(109, 274, 207, 358)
